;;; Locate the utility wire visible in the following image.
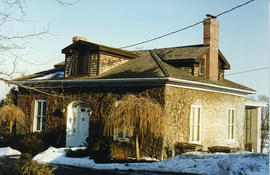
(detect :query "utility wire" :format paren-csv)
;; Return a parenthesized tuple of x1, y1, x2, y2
(120, 0, 255, 49)
(225, 67, 269, 76)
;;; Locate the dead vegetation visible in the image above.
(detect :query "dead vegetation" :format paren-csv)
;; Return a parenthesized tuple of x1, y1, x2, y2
(104, 94, 166, 160)
(0, 104, 29, 133)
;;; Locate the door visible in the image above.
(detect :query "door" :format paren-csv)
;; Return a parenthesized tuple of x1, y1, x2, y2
(66, 101, 90, 147)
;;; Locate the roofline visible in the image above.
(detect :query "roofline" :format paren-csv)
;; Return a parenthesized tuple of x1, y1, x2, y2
(218, 50, 230, 69)
(245, 100, 268, 107)
(147, 44, 209, 51)
(168, 77, 256, 96)
(62, 40, 138, 59)
(16, 77, 255, 96)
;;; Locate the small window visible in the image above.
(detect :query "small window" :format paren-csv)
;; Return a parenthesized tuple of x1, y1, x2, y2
(113, 128, 132, 142)
(115, 100, 122, 107)
(190, 106, 202, 143)
(228, 109, 236, 140)
(34, 100, 47, 132)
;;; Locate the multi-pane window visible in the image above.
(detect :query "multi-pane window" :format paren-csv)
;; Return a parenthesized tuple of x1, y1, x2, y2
(190, 106, 202, 143)
(34, 100, 47, 132)
(113, 128, 131, 142)
(228, 109, 236, 140)
(70, 52, 98, 76)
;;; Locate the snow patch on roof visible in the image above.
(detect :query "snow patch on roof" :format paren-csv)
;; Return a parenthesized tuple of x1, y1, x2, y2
(32, 71, 64, 80)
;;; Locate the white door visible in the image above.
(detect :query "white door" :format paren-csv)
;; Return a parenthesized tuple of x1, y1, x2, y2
(66, 102, 90, 147)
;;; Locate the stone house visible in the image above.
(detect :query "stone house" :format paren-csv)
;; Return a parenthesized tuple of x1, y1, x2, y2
(14, 16, 263, 159)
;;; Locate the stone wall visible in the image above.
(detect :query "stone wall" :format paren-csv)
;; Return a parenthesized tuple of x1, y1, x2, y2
(219, 69, 224, 81)
(164, 85, 246, 151)
(17, 86, 165, 159)
(99, 53, 128, 75)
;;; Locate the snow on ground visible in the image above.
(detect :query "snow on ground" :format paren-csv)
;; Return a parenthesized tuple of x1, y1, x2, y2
(33, 147, 269, 175)
(0, 147, 21, 156)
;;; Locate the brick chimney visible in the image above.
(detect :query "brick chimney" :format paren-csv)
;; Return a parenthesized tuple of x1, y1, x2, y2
(203, 15, 219, 80)
(72, 36, 88, 43)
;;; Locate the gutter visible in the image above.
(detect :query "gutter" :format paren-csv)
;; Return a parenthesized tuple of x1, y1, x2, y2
(168, 77, 256, 95)
(245, 100, 268, 107)
(16, 77, 255, 96)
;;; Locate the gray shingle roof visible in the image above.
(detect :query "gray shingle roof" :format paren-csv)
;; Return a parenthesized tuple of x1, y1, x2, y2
(15, 44, 254, 92)
(153, 44, 210, 61)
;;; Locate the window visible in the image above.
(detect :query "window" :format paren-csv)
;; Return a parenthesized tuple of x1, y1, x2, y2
(113, 128, 132, 142)
(190, 106, 202, 143)
(75, 53, 89, 75)
(115, 100, 122, 107)
(227, 109, 236, 140)
(34, 100, 47, 132)
(70, 52, 98, 76)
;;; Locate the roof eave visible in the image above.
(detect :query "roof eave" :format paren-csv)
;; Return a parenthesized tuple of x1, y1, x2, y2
(15, 77, 255, 97)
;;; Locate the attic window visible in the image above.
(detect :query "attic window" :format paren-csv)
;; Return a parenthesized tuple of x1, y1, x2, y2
(74, 53, 89, 75)
(67, 51, 99, 77)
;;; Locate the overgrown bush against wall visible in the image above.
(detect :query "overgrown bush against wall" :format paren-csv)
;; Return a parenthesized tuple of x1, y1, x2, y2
(17, 86, 166, 159)
(105, 94, 166, 160)
(0, 129, 65, 156)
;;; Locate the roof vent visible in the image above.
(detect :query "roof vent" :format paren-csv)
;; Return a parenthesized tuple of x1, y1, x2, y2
(72, 36, 88, 43)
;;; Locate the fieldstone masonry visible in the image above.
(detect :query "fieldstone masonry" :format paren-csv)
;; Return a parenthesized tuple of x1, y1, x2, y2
(99, 53, 128, 75)
(164, 86, 246, 151)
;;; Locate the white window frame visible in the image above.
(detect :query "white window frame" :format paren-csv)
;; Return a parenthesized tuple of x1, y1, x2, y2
(33, 100, 47, 132)
(113, 128, 131, 142)
(115, 100, 122, 107)
(227, 108, 236, 142)
(189, 105, 202, 144)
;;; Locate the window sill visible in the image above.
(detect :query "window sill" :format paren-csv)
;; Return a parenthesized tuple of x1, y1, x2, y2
(226, 139, 236, 144)
(190, 140, 201, 144)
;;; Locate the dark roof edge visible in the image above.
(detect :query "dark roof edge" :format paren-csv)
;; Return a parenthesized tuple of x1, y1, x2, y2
(16, 77, 255, 96)
(62, 40, 138, 58)
(148, 44, 209, 51)
(149, 50, 169, 77)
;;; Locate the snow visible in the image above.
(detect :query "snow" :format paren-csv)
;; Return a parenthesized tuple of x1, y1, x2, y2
(0, 147, 21, 156)
(33, 147, 269, 175)
(33, 71, 64, 80)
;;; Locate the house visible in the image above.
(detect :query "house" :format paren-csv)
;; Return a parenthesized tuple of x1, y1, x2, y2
(14, 16, 263, 159)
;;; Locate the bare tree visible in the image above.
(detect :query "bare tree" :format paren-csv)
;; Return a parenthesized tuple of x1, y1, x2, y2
(258, 95, 269, 153)
(0, 0, 75, 88)
(0, 0, 76, 134)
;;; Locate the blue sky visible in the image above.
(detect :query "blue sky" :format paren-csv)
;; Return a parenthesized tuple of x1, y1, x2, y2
(0, 0, 269, 99)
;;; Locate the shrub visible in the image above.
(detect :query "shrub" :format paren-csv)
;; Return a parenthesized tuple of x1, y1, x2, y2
(86, 136, 113, 163)
(42, 129, 66, 148)
(64, 136, 113, 163)
(0, 133, 47, 156)
(65, 148, 89, 158)
(0, 130, 66, 156)
(0, 165, 12, 175)
(12, 153, 57, 175)
(174, 142, 203, 155)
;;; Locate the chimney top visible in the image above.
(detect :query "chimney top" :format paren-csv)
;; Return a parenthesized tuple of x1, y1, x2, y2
(72, 36, 88, 43)
(205, 14, 217, 19)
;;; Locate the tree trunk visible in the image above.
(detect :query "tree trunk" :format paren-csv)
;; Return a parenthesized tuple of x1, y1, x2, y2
(136, 135, 140, 161)
(9, 120, 13, 134)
